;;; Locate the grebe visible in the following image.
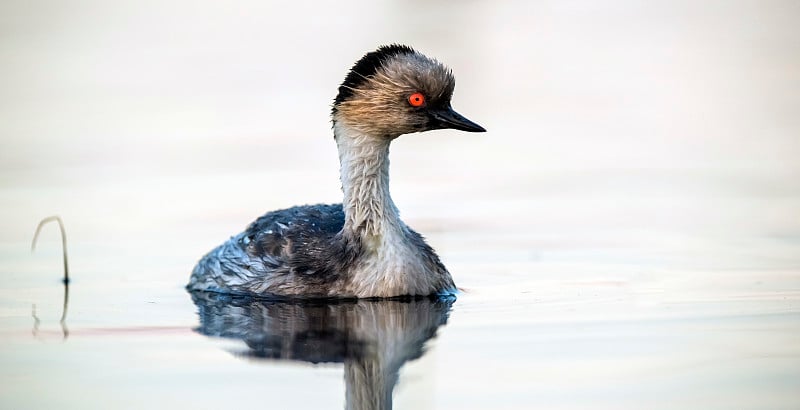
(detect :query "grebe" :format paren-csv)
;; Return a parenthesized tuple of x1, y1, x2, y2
(187, 44, 485, 298)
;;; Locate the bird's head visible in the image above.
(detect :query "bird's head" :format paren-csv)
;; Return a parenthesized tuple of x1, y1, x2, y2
(332, 44, 486, 139)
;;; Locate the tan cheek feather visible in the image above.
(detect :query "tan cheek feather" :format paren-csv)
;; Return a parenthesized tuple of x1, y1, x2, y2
(337, 94, 415, 137)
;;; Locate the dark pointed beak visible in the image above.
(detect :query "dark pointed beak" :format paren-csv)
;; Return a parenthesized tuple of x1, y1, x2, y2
(428, 106, 486, 133)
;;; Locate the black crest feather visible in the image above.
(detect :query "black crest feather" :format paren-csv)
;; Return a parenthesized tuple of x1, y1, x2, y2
(333, 44, 416, 107)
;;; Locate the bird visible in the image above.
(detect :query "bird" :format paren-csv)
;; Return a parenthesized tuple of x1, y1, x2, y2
(187, 44, 485, 299)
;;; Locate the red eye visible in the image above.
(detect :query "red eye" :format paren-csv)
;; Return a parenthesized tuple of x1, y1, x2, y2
(408, 92, 425, 107)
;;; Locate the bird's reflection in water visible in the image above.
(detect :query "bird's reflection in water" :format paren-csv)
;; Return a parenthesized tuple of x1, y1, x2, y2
(190, 292, 454, 410)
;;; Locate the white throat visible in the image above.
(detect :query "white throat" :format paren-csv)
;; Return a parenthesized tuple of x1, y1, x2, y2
(334, 121, 403, 243)
(332, 120, 451, 297)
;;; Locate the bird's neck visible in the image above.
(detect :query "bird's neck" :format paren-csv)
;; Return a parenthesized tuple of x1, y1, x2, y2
(334, 122, 403, 246)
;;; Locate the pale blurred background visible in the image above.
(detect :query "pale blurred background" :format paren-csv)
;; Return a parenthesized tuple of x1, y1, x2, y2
(2, 0, 798, 257)
(1, 1, 799, 409)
